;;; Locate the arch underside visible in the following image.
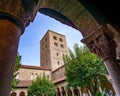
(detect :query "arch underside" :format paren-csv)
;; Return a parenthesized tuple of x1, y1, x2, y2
(37, 0, 120, 95)
(38, 0, 100, 37)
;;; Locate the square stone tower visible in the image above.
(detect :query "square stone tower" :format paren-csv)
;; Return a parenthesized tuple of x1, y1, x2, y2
(40, 30, 68, 71)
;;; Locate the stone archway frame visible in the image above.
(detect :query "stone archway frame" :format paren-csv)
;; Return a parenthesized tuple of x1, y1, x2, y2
(37, 0, 120, 95)
(0, 0, 120, 96)
(38, 0, 100, 37)
(19, 91, 25, 96)
(61, 86, 67, 96)
(74, 87, 83, 96)
(10, 92, 17, 96)
(57, 87, 61, 96)
(67, 88, 73, 96)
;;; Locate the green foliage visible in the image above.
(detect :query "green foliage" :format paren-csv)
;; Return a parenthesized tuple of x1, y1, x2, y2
(11, 52, 21, 90)
(27, 73, 55, 96)
(63, 44, 108, 95)
(95, 89, 107, 96)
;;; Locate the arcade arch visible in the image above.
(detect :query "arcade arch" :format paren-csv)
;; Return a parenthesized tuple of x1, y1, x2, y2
(37, 1, 120, 95)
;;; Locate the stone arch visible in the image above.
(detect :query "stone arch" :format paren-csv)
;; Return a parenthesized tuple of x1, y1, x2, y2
(101, 76, 116, 94)
(38, 0, 100, 37)
(67, 88, 72, 96)
(39, 8, 77, 30)
(81, 87, 89, 96)
(74, 87, 81, 96)
(10, 92, 17, 96)
(61, 86, 66, 96)
(57, 87, 61, 96)
(19, 91, 25, 96)
(37, 1, 120, 95)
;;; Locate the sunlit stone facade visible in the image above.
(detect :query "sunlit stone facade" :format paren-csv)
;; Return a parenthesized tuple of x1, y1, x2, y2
(40, 30, 69, 71)
(13, 30, 68, 95)
(12, 30, 115, 96)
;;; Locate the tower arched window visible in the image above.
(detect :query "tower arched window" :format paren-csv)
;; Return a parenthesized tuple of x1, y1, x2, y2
(59, 38, 63, 42)
(31, 73, 34, 80)
(60, 44, 64, 48)
(54, 42, 58, 47)
(58, 61, 60, 65)
(53, 36, 57, 40)
(56, 52, 59, 56)
(35, 73, 38, 79)
(45, 37, 47, 41)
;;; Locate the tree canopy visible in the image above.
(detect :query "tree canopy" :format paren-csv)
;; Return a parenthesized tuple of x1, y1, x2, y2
(63, 44, 108, 95)
(27, 73, 55, 96)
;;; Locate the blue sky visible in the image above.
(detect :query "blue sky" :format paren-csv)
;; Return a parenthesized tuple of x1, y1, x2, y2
(18, 12, 83, 66)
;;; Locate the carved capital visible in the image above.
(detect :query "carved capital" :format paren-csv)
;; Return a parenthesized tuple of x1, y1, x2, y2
(82, 26, 116, 61)
(0, 0, 41, 33)
(107, 23, 120, 61)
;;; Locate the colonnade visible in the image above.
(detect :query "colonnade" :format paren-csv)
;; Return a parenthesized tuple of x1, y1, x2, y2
(55, 87, 89, 96)
(0, 0, 120, 96)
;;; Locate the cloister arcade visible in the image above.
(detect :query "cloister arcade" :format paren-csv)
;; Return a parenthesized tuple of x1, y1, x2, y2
(0, 0, 120, 95)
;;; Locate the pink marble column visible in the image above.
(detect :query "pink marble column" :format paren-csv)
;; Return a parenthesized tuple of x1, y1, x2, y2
(77, 87, 82, 96)
(0, 0, 40, 95)
(104, 59, 120, 95)
(0, 20, 21, 96)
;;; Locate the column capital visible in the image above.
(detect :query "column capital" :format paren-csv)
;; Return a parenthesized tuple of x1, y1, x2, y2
(107, 23, 120, 61)
(0, 0, 41, 34)
(81, 25, 116, 61)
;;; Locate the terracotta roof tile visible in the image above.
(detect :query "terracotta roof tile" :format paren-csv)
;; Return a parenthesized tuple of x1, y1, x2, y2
(21, 65, 51, 71)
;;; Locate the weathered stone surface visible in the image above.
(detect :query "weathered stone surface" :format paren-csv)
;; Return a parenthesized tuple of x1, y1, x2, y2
(39, 0, 57, 9)
(107, 24, 120, 61)
(0, 20, 21, 96)
(73, 10, 99, 37)
(82, 26, 116, 60)
(53, 0, 70, 11)
(38, 0, 99, 38)
(0, 0, 40, 32)
(60, 0, 84, 21)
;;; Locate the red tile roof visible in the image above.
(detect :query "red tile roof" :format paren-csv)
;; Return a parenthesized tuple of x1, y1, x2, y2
(21, 65, 51, 71)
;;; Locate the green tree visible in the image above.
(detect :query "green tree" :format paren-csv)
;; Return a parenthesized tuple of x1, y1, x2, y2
(63, 44, 108, 95)
(11, 52, 21, 90)
(27, 73, 55, 96)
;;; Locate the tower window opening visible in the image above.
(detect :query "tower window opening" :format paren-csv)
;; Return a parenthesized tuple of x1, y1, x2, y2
(45, 37, 47, 41)
(59, 38, 63, 42)
(54, 42, 58, 47)
(58, 61, 60, 65)
(56, 52, 59, 56)
(60, 44, 64, 48)
(53, 36, 57, 40)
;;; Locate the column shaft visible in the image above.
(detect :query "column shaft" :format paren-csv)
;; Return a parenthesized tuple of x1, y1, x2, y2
(0, 20, 21, 96)
(104, 59, 120, 95)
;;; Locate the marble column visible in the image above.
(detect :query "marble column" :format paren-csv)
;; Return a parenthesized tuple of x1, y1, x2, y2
(65, 90, 68, 96)
(0, 0, 40, 95)
(0, 20, 21, 96)
(70, 87, 75, 96)
(76, 87, 82, 96)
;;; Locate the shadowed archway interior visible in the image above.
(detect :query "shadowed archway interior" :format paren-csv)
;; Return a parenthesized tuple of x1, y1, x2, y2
(39, 8, 78, 30)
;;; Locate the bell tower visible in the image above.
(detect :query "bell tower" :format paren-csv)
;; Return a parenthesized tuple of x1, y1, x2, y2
(40, 30, 69, 71)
